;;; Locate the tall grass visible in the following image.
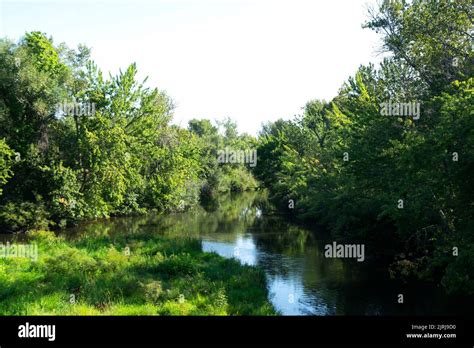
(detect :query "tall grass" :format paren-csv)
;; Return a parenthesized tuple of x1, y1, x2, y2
(0, 230, 277, 315)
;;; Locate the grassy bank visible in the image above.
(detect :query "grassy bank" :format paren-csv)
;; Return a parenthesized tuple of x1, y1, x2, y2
(0, 230, 277, 315)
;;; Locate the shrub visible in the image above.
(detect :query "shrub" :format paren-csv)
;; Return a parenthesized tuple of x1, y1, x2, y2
(0, 201, 51, 233)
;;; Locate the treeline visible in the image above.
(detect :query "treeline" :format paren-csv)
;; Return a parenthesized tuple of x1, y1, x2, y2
(253, 0, 474, 294)
(0, 32, 257, 233)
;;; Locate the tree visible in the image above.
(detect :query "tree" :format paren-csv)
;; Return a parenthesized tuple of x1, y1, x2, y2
(0, 139, 13, 196)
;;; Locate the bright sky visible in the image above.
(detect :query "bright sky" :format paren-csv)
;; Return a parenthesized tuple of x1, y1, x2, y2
(1, 0, 383, 135)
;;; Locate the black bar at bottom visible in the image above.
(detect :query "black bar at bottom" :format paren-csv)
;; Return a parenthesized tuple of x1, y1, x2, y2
(0, 316, 471, 346)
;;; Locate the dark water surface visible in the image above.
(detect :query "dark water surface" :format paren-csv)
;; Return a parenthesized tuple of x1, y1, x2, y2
(47, 192, 473, 315)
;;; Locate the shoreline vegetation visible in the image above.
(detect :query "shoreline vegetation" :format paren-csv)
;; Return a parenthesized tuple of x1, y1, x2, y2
(0, 230, 276, 315)
(0, 0, 473, 315)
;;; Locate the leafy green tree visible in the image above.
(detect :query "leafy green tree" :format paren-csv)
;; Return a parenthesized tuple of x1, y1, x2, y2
(255, 0, 474, 294)
(0, 139, 13, 196)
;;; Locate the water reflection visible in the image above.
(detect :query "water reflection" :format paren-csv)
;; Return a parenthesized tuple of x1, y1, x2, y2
(62, 191, 470, 315)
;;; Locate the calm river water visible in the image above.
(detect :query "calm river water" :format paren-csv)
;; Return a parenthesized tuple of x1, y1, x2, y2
(61, 191, 469, 315)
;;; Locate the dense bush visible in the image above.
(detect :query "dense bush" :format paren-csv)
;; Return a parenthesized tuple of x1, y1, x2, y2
(0, 139, 13, 196)
(0, 33, 257, 231)
(0, 230, 276, 315)
(254, 0, 474, 294)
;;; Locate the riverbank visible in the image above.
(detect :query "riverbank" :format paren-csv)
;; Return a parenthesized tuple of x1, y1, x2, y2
(0, 229, 277, 315)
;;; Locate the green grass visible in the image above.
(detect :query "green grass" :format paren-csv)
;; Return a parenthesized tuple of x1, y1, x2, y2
(0, 230, 277, 315)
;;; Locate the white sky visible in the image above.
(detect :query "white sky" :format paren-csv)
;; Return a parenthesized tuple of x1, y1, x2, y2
(1, 0, 383, 135)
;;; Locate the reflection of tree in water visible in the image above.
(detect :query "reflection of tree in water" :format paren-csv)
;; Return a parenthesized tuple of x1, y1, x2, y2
(61, 191, 470, 315)
(294, 253, 469, 315)
(250, 217, 309, 253)
(247, 208, 404, 315)
(64, 191, 261, 242)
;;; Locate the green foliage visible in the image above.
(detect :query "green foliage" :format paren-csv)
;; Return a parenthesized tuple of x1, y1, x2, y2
(442, 245, 474, 295)
(0, 139, 13, 196)
(0, 32, 257, 231)
(0, 230, 276, 315)
(187, 117, 259, 200)
(0, 201, 51, 233)
(1, 0, 471, 304)
(255, 0, 474, 294)
(23, 32, 67, 76)
(0, 32, 265, 317)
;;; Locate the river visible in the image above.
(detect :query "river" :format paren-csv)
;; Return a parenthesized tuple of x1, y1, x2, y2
(57, 191, 470, 315)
